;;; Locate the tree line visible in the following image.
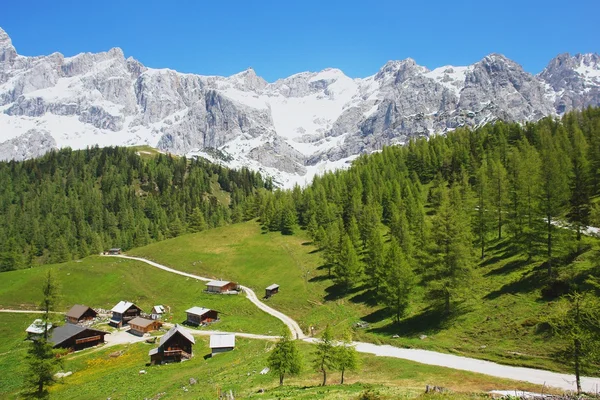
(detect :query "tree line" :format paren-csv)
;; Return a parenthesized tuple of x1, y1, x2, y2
(0, 146, 270, 271)
(256, 107, 600, 317)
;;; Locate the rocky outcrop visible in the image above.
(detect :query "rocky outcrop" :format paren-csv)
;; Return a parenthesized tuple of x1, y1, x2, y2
(0, 129, 57, 161)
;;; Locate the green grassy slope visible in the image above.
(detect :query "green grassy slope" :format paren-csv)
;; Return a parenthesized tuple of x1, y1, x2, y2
(129, 220, 600, 373)
(0, 256, 284, 335)
(42, 338, 556, 400)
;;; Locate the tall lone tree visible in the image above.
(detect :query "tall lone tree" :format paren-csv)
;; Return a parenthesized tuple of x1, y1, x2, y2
(26, 270, 62, 399)
(335, 330, 359, 384)
(267, 329, 303, 386)
(312, 325, 337, 386)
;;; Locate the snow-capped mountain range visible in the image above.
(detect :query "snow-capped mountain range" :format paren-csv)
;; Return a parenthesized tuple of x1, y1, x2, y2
(0, 27, 599, 187)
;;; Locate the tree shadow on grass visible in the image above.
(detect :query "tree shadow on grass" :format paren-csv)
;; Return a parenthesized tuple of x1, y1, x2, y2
(302, 241, 314, 246)
(369, 307, 460, 337)
(308, 274, 330, 283)
(485, 266, 547, 300)
(324, 282, 363, 301)
(485, 258, 529, 277)
(349, 287, 380, 307)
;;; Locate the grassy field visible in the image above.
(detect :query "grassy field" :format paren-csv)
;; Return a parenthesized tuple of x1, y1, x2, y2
(0, 314, 557, 400)
(128, 219, 600, 373)
(0, 256, 284, 335)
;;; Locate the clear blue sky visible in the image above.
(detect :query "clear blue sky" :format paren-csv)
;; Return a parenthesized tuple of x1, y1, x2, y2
(1, 0, 598, 82)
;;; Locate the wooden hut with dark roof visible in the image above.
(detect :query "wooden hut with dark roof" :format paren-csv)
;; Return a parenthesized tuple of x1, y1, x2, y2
(148, 324, 195, 364)
(66, 305, 97, 324)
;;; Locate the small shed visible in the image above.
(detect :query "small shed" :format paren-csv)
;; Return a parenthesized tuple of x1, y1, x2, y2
(50, 325, 108, 351)
(26, 319, 52, 339)
(148, 324, 195, 364)
(209, 334, 235, 356)
(185, 307, 219, 326)
(107, 248, 122, 255)
(151, 305, 165, 320)
(265, 284, 279, 298)
(205, 280, 237, 294)
(109, 301, 142, 328)
(66, 304, 97, 324)
(128, 317, 162, 336)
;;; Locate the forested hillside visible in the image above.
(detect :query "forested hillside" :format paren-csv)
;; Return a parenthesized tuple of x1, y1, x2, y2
(258, 107, 600, 313)
(0, 146, 270, 270)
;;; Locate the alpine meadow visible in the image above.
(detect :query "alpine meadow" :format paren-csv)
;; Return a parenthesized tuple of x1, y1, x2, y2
(1, 6, 600, 398)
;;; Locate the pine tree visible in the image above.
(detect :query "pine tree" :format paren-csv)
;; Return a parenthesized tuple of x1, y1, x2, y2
(380, 239, 415, 323)
(312, 326, 337, 386)
(280, 204, 297, 235)
(267, 329, 303, 386)
(188, 207, 207, 233)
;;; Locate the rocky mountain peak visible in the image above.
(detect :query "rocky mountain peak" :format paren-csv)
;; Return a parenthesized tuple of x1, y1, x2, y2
(229, 67, 268, 91)
(0, 27, 17, 62)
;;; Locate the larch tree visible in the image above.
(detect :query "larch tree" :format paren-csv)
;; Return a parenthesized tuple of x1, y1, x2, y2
(334, 234, 362, 292)
(312, 325, 337, 386)
(364, 229, 385, 291)
(488, 157, 508, 240)
(335, 330, 359, 384)
(380, 239, 415, 323)
(548, 292, 600, 395)
(267, 329, 303, 386)
(567, 123, 591, 243)
(428, 184, 474, 314)
(539, 127, 571, 276)
(475, 159, 493, 259)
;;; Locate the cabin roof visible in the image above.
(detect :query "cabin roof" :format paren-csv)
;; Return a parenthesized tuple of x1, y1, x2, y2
(111, 301, 139, 314)
(206, 280, 232, 288)
(26, 319, 52, 334)
(148, 347, 159, 356)
(50, 324, 107, 347)
(109, 248, 121, 251)
(210, 334, 235, 349)
(185, 306, 214, 316)
(128, 317, 155, 328)
(152, 305, 165, 314)
(66, 304, 95, 319)
(159, 324, 195, 347)
(266, 284, 279, 290)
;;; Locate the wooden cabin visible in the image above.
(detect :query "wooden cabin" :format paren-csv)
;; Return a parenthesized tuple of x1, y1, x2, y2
(107, 248, 122, 255)
(151, 305, 165, 320)
(128, 317, 162, 336)
(265, 284, 279, 298)
(149, 325, 195, 364)
(209, 334, 235, 356)
(109, 301, 142, 328)
(66, 304, 97, 324)
(185, 307, 219, 326)
(50, 325, 108, 351)
(25, 319, 52, 339)
(205, 280, 237, 294)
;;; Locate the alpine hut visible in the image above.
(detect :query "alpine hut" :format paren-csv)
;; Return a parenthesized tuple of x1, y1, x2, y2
(148, 324, 195, 364)
(66, 304, 97, 324)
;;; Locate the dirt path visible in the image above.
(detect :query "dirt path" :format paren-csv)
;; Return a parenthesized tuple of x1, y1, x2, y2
(103, 254, 600, 392)
(104, 254, 305, 339)
(0, 309, 63, 314)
